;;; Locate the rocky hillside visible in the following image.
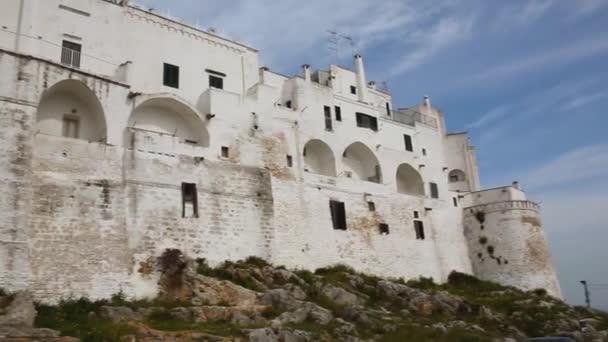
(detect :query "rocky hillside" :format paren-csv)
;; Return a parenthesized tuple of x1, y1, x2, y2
(1, 250, 607, 341)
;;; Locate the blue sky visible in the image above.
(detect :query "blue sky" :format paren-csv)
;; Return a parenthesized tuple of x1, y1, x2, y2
(133, 0, 608, 309)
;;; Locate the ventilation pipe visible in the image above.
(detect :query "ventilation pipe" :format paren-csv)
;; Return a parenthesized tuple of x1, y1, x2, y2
(354, 54, 368, 103)
(512, 181, 520, 190)
(424, 95, 431, 108)
(368, 81, 376, 90)
(302, 64, 311, 82)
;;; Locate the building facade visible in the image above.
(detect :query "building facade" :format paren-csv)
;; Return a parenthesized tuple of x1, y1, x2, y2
(0, 0, 562, 302)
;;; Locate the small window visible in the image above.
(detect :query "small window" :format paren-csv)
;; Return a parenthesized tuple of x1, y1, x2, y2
(450, 175, 459, 182)
(61, 40, 81, 68)
(329, 200, 347, 230)
(350, 86, 357, 95)
(414, 220, 425, 240)
(285, 100, 292, 109)
(181, 183, 198, 218)
(163, 63, 180, 88)
(324, 106, 333, 131)
(368, 201, 376, 211)
(379, 223, 390, 235)
(430, 182, 439, 199)
(221, 146, 229, 158)
(62, 115, 79, 138)
(404, 134, 413, 152)
(453, 197, 458, 207)
(386, 102, 391, 116)
(422, 148, 427, 156)
(356, 112, 378, 131)
(286, 155, 293, 167)
(335, 106, 342, 121)
(413, 211, 419, 219)
(209, 75, 224, 89)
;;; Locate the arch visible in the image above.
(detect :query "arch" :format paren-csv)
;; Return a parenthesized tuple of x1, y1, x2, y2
(36, 79, 107, 142)
(342, 142, 382, 183)
(449, 169, 467, 183)
(303, 139, 336, 177)
(396, 163, 425, 195)
(127, 94, 209, 147)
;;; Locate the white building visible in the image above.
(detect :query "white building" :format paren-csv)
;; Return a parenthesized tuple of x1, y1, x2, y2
(0, 0, 562, 302)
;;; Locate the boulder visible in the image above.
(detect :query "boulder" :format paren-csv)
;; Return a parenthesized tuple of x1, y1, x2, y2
(321, 285, 361, 306)
(99, 306, 142, 324)
(0, 292, 36, 327)
(191, 275, 258, 306)
(248, 328, 279, 342)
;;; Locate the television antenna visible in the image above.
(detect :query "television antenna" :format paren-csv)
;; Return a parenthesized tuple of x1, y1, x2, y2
(327, 29, 356, 63)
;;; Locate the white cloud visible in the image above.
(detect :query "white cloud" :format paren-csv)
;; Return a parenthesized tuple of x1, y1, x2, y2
(524, 144, 608, 191)
(560, 89, 608, 111)
(466, 106, 509, 129)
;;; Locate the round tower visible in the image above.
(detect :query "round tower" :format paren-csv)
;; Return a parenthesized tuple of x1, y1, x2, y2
(463, 189, 562, 298)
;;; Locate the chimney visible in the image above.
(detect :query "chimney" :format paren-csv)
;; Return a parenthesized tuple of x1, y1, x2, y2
(302, 64, 311, 82)
(354, 54, 368, 103)
(368, 81, 376, 90)
(512, 181, 520, 189)
(424, 95, 431, 107)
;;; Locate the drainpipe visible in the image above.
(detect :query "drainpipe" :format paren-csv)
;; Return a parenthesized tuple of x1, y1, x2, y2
(354, 54, 368, 103)
(15, 0, 26, 52)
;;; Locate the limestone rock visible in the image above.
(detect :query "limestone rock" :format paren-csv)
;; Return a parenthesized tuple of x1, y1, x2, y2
(0, 292, 36, 327)
(191, 274, 258, 306)
(321, 285, 361, 306)
(99, 306, 142, 324)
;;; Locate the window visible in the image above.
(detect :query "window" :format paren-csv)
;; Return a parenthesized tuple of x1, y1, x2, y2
(379, 223, 390, 235)
(450, 175, 459, 182)
(335, 106, 342, 121)
(62, 115, 79, 138)
(413, 211, 419, 219)
(355, 113, 378, 131)
(329, 200, 347, 230)
(163, 63, 180, 88)
(386, 102, 391, 116)
(61, 40, 81, 68)
(324, 106, 333, 131)
(350, 86, 357, 95)
(181, 183, 198, 218)
(453, 197, 458, 207)
(430, 182, 439, 199)
(286, 155, 293, 167)
(414, 220, 425, 240)
(404, 134, 413, 152)
(285, 100, 292, 109)
(221, 146, 229, 158)
(422, 148, 427, 156)
(209, 75, 224, 89)
(368, 201, 376, 211)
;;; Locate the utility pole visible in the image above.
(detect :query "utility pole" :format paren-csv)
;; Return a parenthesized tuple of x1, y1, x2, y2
(580, 280, 591, 309)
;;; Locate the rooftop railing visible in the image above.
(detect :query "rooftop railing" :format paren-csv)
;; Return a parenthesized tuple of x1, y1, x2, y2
(390, 108, 438, 129)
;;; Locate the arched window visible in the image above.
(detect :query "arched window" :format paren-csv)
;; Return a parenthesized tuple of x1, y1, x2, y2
(342, 142, 382, 183)
(127, 95, 209, 147)
(449, 169, 467, 183)
(303, 139, 336, 177)
(396, 163, 425, 195)
(36, 80, 107, 142)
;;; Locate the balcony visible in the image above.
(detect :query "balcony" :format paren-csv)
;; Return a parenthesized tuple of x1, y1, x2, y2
(61, 47, 81, 69)
(389, 108, 438, 129)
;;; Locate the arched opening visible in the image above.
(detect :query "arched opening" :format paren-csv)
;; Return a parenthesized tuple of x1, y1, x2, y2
(342, 142, 382, 183)
(448, 169, 469, 192)
(303, 139, 336, 177)
(36, 80, 107, 142)
(396, 163, 425, 195)
(128, 95, 209, 147)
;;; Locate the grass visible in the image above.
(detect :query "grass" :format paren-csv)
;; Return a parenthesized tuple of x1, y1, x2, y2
(380, 324, 495, 342)
(35, 298, 137, 342)
(146, 310, 243, 336)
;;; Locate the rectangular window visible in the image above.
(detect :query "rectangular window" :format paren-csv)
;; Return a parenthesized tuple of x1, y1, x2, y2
(334, 106, 342, 121)
(209, 75, 224, 89)
(329, 200, 347, 230)
(163, 63, 180, 88)
(285, 100, 292, 109)
(62, 115, 79, 138)
(324, 106, 333, 131)
(221, 146, 229, 158)
(414, 220, 425, 240)
(413, 211, 419, 219)
(422, 148, 427, 156)
(453, 197, 458, 207)
(450, 175, 459, 182)
(356, 112, 378, 131)
(350, 86, 357, 95)
(61, 40, 81, 68)
(379, 223, 390, 235)
(404, 134, 413, 152)
(386, 102, 391, 116)
(182, 183, 198, 218)
(430, 182, 439, 199)
(286, 155, 293, 167)
(368, 201, 376, 211)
